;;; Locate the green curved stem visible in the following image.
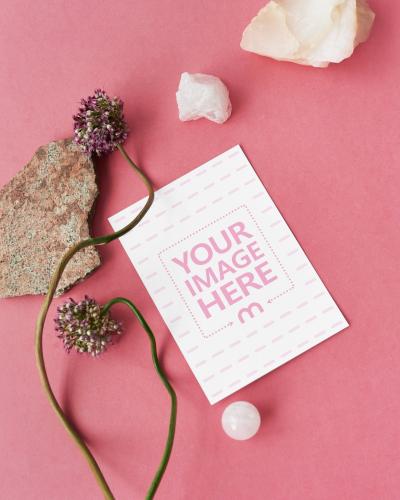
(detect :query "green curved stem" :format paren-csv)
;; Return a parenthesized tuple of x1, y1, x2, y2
(102, 298, 177, 500)
(35, 144, 154, 500)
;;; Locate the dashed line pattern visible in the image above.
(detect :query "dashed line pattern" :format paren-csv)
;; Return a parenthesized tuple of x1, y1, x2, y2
(111, 146, 348, 403)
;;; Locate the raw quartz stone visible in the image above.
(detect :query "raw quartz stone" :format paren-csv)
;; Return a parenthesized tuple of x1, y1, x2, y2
(0, 139, 100, 298)
(240, 0, 375, 68)
(176, 72, 232, 124)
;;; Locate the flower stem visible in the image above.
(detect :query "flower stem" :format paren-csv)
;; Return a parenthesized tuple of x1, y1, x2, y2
(102, 297, 177, 500)
(35, 145, 154, 499)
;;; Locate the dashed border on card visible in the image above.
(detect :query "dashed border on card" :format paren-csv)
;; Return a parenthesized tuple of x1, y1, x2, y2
(158, 204, 294, 339)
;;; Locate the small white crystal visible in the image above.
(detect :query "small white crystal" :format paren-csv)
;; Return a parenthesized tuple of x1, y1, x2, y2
(240, 0, 375, 68)
(221, 401, 261, 440)
(176, 72, 232, 124)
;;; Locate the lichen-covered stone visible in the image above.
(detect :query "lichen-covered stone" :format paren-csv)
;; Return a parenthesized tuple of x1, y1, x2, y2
(0, 139, 100, 298)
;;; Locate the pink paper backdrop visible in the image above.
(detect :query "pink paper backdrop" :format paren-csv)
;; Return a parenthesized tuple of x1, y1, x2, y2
(0, 1, 399, 499)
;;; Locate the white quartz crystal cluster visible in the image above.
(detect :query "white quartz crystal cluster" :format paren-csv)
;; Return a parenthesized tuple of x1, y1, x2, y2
(240, 0, 375, 68)
(175, 2, 375, 123)
(176, 72, 232, 124)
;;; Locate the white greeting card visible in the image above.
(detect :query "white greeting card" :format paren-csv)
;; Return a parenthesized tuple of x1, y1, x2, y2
(109, 146, 348, 404)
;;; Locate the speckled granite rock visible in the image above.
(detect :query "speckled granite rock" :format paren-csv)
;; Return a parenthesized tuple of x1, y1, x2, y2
(0, 139, 100, 298)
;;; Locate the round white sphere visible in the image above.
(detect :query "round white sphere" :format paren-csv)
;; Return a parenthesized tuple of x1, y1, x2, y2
(221, 401, 261, 440)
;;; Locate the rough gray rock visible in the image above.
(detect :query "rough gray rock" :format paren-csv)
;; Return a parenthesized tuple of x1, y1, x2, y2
(0, 139, 100, 298)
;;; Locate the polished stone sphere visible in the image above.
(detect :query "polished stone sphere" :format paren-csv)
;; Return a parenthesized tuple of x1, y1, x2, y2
(221, 401, 261, 440)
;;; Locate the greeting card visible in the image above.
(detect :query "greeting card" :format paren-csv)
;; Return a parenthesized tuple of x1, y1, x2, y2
(109, 146, 348, 404)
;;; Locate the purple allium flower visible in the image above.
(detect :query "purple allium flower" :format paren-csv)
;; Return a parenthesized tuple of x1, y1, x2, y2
(55, 296, 122, 356)
(73, 89, 129, 156)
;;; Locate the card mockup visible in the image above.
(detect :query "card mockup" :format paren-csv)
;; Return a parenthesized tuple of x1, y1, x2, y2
(109, 146, 348, 404)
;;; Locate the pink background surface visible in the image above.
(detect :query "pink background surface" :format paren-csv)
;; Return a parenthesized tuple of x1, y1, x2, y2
(0, 1, 399, 499)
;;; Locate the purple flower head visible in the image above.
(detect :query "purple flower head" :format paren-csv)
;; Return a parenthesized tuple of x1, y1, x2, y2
(55, 296, 123, 356)
(73, 89, 129, 156)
